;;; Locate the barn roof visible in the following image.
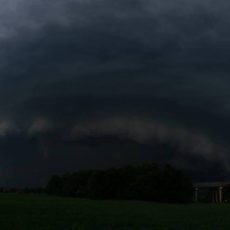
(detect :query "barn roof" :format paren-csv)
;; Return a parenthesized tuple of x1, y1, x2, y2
(193, 182, 230, 188)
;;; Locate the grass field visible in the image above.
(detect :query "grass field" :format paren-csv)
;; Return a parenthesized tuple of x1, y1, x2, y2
(0, 194, 230, 230)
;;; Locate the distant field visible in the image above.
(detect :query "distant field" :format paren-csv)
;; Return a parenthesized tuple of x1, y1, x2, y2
(0, 194, 230, 230)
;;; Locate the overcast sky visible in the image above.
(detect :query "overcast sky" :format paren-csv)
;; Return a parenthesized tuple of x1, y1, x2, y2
(0, 0, 230, 186)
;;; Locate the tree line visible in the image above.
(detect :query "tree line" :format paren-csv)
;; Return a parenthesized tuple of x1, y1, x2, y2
(46, 163, 193, 203)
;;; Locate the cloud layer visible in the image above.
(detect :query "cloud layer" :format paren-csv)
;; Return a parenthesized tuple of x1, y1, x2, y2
(0, 0, 230, 186)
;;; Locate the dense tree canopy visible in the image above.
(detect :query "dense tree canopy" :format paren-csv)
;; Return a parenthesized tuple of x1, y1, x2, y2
(46, 163, 193, 203)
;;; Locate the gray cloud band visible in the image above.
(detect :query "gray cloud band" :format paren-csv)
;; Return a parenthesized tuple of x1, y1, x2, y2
(0, 0, 229, 184)
(70, 117, 229, 168)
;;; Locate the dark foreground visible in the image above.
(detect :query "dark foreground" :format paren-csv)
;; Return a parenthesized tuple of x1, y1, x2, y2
(0, 194, 230, 230)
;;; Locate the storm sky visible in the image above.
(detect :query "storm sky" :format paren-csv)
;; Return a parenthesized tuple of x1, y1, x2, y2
(0, 0, 230, 186)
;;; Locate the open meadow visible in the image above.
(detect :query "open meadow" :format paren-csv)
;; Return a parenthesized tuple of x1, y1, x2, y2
(0, 194, 230, 230)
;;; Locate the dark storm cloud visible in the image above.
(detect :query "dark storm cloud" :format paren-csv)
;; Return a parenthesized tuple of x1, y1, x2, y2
(0, 0, 230, 185)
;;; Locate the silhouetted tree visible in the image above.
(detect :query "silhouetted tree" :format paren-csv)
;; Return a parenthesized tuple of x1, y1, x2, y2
(46, 175, 62, 195)
(46, 163, 193, 203)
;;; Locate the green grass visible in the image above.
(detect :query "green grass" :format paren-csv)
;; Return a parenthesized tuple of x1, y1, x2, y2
(0, 194, 230, 230)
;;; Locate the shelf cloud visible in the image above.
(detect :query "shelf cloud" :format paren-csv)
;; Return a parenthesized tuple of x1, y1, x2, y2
(0, 0, 230, 186)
